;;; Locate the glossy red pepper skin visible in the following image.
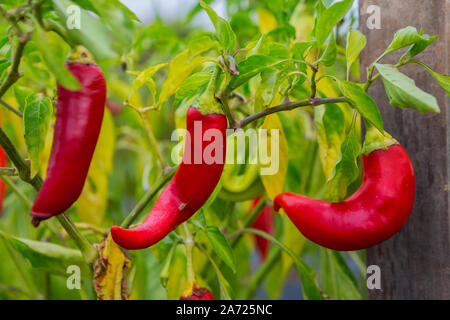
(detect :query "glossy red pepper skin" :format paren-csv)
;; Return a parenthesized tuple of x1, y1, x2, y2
(274, 144, 415, 251)
(111, 107, 227, 250)
(251, 197, 274, 260)
(180, 286, 215, 300)
(30, 62, 106, 226)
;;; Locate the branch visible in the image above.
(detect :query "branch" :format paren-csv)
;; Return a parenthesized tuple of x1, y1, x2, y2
(0, 127, 97, 262)
(239, 96, 348, 128)
(0, 99, 23, 117)
(120, 166, 177, 228)
(0, 128, 41, 187)
(0, 32, 29, 99)
(0, 167, 18, 176)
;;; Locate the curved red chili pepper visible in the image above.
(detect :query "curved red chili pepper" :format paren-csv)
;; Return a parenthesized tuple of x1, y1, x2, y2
(30, 62, 106, 226)
(180, 285, 215, 300)
(111, 107, 227, 250)
(250, 196, 274, 260)
(273, 144, 415, 251)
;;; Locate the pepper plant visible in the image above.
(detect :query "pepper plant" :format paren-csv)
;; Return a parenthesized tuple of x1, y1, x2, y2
(0, 0, 448, 300)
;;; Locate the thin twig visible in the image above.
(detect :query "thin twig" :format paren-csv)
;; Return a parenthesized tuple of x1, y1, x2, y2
(0, 99, 23, 117)
(239, 96, 348, 128)
(120, 167, 177, 228)
(0, 167, 18, 176)
(0, 32, 29, 99)
(0, 175, 32, 207)
(140, 110, 169, 171)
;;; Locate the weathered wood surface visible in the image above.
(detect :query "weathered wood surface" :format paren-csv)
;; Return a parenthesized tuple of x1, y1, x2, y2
(359, 0, 450, 299)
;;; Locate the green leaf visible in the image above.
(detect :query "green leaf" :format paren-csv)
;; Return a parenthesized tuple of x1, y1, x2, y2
(405, 32, 438, 58)
(255, 71, 278, 108)
(0, 59, 11, 78)
(0, 37, 9, 50)
(346, 29, 366, 78)
(128, 63, 167, 106)
(32, 23, 80, 90)
(292, 41, 316, 60)
(293, 253, 325, 300)
(191, 210, 207, 230)
(315, 0, 354, 44)
(23, 93, 52, 178)
(13, 86, 34, 112)
(315, 104, 346, 179)
(175, 72, 212, 103)
(205, 226, 236, 273)
(336, 79, 383, 131)
(385, 26, 426, 54)
(157, 50, 205, 108)
(429, 72, 450, 96)
(321, 0, 334, 8)
(0, 230, 88, 276)
(52, 0, 117, 61)
(375, 63, 440, 113)
(326, 124, 361, 201)
(89, 0, 135, 50)
(200, 0, 236, 52)
(411, 61, 450, 96)
(228, 55, 286, 92)
(320, 248, 361, 299)
(320, 33, 336, 67)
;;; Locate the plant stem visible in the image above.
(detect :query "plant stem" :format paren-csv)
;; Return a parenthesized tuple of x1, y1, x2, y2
(74, 222, 108, 236)
(0, 167, 18, 176)
(309, 67, 318, 99)
(140, 110, 169, 170)
(195, 242, 231, 300)
(218, 73, 236, 127)
(0, 175, 32, 207)
(0, 127, 42, 187)
(0, 33, 29, 99)
(243, 248, 281, 299)
(0, 99, 23, 117)
(56, 214, 98, 263)
(231, 227, 315, 299)
(183, 224, 195, 285)
(120, 166, 176, 228)
(230, 198, 266, 247)
(239, 96, 348, 128)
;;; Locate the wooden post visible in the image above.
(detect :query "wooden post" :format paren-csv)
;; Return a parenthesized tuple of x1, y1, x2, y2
(359, 0, 449, 299)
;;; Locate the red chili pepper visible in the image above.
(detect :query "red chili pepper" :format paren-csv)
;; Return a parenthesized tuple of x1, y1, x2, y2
(30, 49, 106, 226)
(273, 143, 415, 251)
(250, 196, 274, 260)
(179, 284, 215, 300)
(111, 107, 227, 250)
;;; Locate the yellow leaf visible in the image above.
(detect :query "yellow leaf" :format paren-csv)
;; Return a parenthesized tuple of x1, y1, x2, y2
(166, 248, 187, 300)
(2, 96, 26, 153)
(76, 110, 115, 225)
(290, 2, 315, 41)
(266, 217, 306, 299)
(129, 63, 168, 106)
(158, 49, 205, 109)
(108, 76, 143, 107)
(281, 216, 306, 275)
(260, 113, 288, 201)
(93, 235, 131, 300)
(257, 8, 277, 34)
(39, 128, 53, 179)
